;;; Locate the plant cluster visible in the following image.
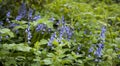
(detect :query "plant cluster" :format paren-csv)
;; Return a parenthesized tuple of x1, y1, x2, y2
(0, 0, 120, 66)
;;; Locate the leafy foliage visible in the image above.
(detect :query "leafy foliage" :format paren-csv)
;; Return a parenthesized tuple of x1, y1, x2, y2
(0, 0, 120, 66)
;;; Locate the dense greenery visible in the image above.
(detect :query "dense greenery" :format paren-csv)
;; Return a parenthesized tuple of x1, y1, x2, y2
(0, 0, 120, 66)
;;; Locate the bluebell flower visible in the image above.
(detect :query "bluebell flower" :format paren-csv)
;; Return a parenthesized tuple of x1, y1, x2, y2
(5, 35, 9, 39)
(100, 26, 106, 41)
(59, 26, 65, 40)
(59, 25, 73, 41)
(28, 8, 33, 19)
(16, 15, 23, 20)
(36, 24, 46, 32)
(61, 16, 65, 25)
(14, 30, 19, 34)
(6, 18, 10, 23)
(76, 45, 81, 55)
(6, 11, 10, 17)
(18, 3, 26, 16)
(47, 32, 57, 47)
(65, 26, 73, 40)
(94, 43, 104, 57)
(48, 28, 51, 32)
(88, 54, 91, 57)
(33, 15, 41, 21)
(50, 17, 55, 21)
(94, 27, 106, 61)
(25, 22, 32, 44)
(0, 21, 3, 26)
(89, 47, 93, 53)
(76, 52, 79, 55)
(47, 42, 52, 47)
(9, 23, 18, 28)
(56, 20, 60, 25)
(89, 44, 95, 53)
(16, 3, 27, 20)
(77, 46, 81, 51)
(88, 45, 95, 57)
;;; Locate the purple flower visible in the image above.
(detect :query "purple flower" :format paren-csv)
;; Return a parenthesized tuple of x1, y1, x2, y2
(33, 15, 41, 21)
(77, 46, 81, 51)
(94, 27, 106, 60)
(18, 3, 26, 16)
(25, 22, 32, 44)
(9, 23, 18, 28)
(47, 32, 57, 47)
(59, 25, 73, 41)
(16, 15, 23, 20)
(100, 26, 106, 40)
(6, 11, 10, 17)
(94, 48, 102, 57)
(28, 8, 33, 19)
(50, 17, 55, 21)
(47, 42, 52, 47)
(5, 35, 9, 39)
(0, 21, 3, 26)
(36, 24, 46, 32)
(89, 47, 93, 53)
(14, 30, 19, 34)
(64, 26, 73, 40)
(94, 44, 104, 57)
(61, 16, 65, 25)
(50, 32, 56, 40)
(48, 28, 52, 33)
(59, 26, 65, 40)
(6, 18, 10, 23)
(89, 44, 95, 53)
(16, 3, 27, 20)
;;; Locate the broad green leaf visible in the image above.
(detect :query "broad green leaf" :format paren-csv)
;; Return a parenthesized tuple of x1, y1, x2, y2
(43, 58, 52, 65)
(40, 39, 48, 45)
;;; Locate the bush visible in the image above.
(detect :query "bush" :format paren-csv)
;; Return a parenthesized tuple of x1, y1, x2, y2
(0, 0, 120, 66)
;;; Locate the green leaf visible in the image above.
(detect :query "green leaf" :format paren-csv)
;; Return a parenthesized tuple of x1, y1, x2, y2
(106, 49, 113, 54)
(47, 53, 55, 57)
(43, 58, 52, 65)
(34, 41, 40, 50)
(40, 39, 48, 45)
(77, 60, 83, 64)
(0, 28, 14, 37)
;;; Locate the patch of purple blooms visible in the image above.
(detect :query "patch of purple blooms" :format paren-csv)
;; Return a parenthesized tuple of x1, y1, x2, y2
(33, 15, 41, 21)
(59, 25, 73, 41)
(25, 22, 32, 44)
(76, 45, 81, 55)
(100, 26, 106, 42)
(16, 3, 27, 20)
(61, 16, 65, 25)
(88, 44, 95, 57)
(36, 24, 47, 34)
(47, 32, 57, 47)
(89, 46, 94, 53)
(6, 11, 11, 23)
(94, 43, 104, 57)
(94, 26, 106, 58)
(9, 23, 19, 28)
(65, 26, 73, 40)
(6, 11, 10, 17)
(0, 21, 3, 26)
(49, 17, 55, 21)
(59, 17, 73, 41)
(28, 8, 33, 19)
